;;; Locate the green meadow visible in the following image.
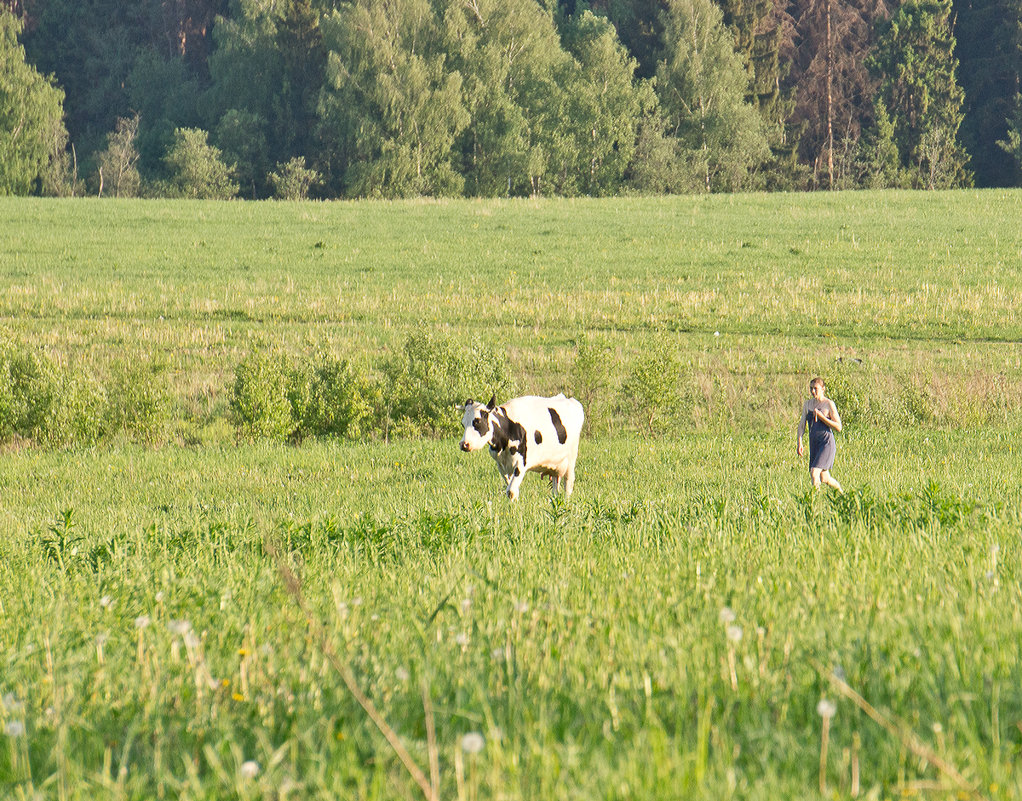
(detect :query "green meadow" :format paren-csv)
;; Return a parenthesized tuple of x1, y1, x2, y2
(1, 192, 1021, 800)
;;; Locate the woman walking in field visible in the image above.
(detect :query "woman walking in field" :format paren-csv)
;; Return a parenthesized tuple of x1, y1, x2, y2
(797, 377, 843, 492)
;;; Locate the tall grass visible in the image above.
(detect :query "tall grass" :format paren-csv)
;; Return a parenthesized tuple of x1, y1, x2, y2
(1, 192, 1021, 799)
(1, 431, 1020, 798)
(2, 192, 1022, 442)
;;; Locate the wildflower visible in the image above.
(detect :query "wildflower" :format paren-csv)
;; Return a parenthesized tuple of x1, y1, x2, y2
(239, 760, 261, 779)
(816, 699, 836, 719)
(455, 633, 470, 647)
(168, 619, 192, 636)
(183, 631, 200, 649)
(100, 595, 113, 610)
(135, 616, 151, 629)
(5, 721, 25, 737)
(461, 732, 485, 754)
(726, 625, 743, 643)
(2, 694, 24, 714)
(461, 598, 472, 614)
(718, 607, 736, 625)
(395, 667, 410, 682)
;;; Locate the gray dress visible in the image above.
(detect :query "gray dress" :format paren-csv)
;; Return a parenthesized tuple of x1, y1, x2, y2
(807, 410, 836, 471)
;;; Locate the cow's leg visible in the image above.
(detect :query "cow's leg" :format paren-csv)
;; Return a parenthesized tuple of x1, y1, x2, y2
(563, 464, 576, 497)
(507, 461, 526, 501)
(551, 474, 560, 495)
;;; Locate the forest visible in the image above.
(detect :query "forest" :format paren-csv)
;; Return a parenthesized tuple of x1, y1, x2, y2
(1, 0, 1020, 199)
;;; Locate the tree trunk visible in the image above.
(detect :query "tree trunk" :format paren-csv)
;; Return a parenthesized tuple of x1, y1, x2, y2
(825, 0, 834, 189)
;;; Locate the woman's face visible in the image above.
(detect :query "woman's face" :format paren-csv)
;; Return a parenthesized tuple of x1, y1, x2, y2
(810, 383, 824, 400)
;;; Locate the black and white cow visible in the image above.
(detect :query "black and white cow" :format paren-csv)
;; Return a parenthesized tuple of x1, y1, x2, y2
(459, 393, 584, 500)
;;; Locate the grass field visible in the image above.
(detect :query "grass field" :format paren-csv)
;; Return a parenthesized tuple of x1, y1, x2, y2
(1, 192, 1021, 800)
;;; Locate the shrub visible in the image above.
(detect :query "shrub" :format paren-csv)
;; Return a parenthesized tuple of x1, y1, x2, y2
(105, 360, 171, 444)
(619, 336, 688, 434)
(570, 330, 614, 433)
(382, 330, 510, 438)
(269, 157, 321, 200)
(39, 371, 106, 447)
(231, 350, 301, 441)
(0, 343, 51, 438)
(302, 357, 380, 439)
(163, 127, 239, 200)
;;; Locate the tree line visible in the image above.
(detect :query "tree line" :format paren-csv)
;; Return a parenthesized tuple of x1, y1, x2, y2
(1, 0, 1020, 199)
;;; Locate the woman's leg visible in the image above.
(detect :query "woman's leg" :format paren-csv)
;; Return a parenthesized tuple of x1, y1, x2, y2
(810, 467, 823, 488)
(820, 470, 843, 492)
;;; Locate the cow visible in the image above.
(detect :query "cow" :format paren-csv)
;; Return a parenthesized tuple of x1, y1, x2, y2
(459, 393, 584, 501)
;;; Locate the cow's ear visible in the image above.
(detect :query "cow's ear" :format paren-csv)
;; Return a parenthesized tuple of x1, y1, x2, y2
(487, 394, 496, 409)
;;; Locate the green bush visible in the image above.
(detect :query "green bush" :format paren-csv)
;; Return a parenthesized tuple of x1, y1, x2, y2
(268, 157, 321, 200)
(382, 330, 511, 438)
(619, 337, 688, 434)
(0, 343, 51, 438)
(231, 350, 301, 441)
(105, 360, 171, 444)
(570, 330, 613, 433)
(163, 127, 239, 200)
(39, 371, 106, 447)
(302, 357, 380, 439)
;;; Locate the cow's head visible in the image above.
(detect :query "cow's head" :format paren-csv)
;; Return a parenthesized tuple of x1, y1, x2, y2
(459, 395, 497, 452)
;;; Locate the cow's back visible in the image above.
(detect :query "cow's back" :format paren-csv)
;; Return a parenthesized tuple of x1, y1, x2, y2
(504, 395, 582, 434)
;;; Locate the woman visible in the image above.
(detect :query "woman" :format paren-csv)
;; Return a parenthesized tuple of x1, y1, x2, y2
(797, 377, 843, 491)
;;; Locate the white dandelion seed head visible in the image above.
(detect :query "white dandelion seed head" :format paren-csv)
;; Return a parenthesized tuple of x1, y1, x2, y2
(718, 607, 736, 625)
(514, 601, 529, 614)
(714, 331, 720, 337)
(816, 699, 836, 719)
(461, 732, 485, 754)
(168, 619, 192, 636)
(183, 631, 200, 649)
(395, 667, 410, 682)
(155, 592, 165, 603)
(726, 625, 743, 643)
(491, 648, 505, 662)
(100, 595, 113, 609)
(95, 632, 109, 647)
(2, 694, 24, 714)
(4, 720, 26, 737)
(135, 615, 151, 629)
(455, 633, 470, 647)
(239, 760, 261, 779)
(461, 598, 472, 613)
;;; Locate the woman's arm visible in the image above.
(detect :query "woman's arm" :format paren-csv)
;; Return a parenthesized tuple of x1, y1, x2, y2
(815, 401, 843, 432)
(797, 401, 809, 453)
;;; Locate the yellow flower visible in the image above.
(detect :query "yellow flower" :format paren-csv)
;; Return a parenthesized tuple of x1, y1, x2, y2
(232, 693, 245, 702)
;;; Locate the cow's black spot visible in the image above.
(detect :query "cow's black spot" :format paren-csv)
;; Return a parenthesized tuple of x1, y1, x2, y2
(513, 467, 521, 477)
(490, 410, 527, 466)
(472, 415, 489, 436)
(548, 408, 568, 444)
(508, 419, 527, 465)
(534, 430, 542, 444)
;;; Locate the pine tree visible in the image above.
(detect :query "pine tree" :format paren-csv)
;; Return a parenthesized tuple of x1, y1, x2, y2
(954, 0, 1022, 186)
(788, 0, 890, 188)
(868, 0, 971, 187)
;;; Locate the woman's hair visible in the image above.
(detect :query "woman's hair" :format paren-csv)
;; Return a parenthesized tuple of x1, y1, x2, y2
(810, 377, 825, 391)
